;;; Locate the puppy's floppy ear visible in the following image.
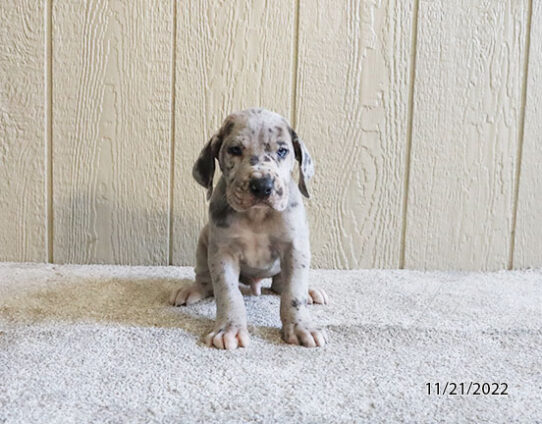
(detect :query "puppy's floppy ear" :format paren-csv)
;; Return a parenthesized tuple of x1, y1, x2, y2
(192, 135, 222, 200)
(193, 119, 235, 199)
(289, 128, 314, 198)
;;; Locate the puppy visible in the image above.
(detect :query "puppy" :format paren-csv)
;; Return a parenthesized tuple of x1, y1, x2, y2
(171, 108, 328, 349)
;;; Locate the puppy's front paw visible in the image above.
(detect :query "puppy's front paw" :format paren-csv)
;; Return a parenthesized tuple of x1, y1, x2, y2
(205, 324, 250, 350)
(282, 323, 328, 347)
(170, 282, 211, 306)
(308, 288, 329, 305)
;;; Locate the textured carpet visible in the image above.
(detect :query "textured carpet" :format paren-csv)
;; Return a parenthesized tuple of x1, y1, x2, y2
(0, 263, 541, 423)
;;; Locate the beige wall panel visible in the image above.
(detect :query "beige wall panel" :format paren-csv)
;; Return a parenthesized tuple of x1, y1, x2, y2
(514, 2, 542, 268)
(405, 0, 528, 271)
(295, 0, 414, 268)
(53, 1, 171, 264)
(172, 0, 294, 265)
(0, 1, 45, 261)
(0, 0, 537, 270)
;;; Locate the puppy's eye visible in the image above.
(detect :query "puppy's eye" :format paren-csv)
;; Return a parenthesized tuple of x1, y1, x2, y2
(277, 147, 289, 158)
(227, 146, 243, 156)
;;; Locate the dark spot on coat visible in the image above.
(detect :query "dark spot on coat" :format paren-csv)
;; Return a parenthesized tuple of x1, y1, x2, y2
(289, 201, 298, 208)
(276, 187, 283, 196)
(249, 155, 259, 166)
(264, 143, 271, 152)
(263, 156, 271, 162)
(277, 141, 287, 146)
(291, 298, 308, 309)
(268, 127, 273, 133)
(275, 126, 284, 136)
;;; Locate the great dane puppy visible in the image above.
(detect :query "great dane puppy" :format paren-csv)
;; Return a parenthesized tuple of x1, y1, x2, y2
(170, 108, 328, 349)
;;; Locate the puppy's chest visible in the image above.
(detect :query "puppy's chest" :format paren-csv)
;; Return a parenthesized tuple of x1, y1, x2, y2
(234, 227, 278, 269)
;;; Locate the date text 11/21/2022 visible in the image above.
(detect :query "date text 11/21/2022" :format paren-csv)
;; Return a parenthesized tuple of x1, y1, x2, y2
(426, 382, 508, 396)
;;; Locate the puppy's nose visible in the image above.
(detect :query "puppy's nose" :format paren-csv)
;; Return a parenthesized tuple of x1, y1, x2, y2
(249, 176, 273, 199)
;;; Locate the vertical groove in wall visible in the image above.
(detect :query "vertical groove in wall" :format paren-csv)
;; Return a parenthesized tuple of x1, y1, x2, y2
(509, 0, 533, 270)
(45, 0, 53, 263)
(168, 0, 177, 265)
(399, 0, 420, 269)
(289, 0, 300, 127)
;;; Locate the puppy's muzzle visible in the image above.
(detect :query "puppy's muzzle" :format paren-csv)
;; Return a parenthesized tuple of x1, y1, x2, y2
(249, 176, 273, 199)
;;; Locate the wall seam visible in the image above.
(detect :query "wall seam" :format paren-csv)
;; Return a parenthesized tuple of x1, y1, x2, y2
(399, 0, 420, 269)
(45, 0, 53, 263)
(508, 0, 533, 270)
(289, 0, 300, 127)
(168, 0, 178, 266)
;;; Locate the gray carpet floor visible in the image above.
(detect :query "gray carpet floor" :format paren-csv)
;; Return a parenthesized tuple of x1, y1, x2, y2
(0, 263, 541, 423)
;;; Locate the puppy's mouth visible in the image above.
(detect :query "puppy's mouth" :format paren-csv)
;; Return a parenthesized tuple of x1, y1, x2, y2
(226, 180, 287, 212)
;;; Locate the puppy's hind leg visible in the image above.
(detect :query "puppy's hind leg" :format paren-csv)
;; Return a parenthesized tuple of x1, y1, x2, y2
(307, 287, 329, 305)
(271, 273, 284, 295)
(272, 273, 329, 305)
(170, 225, 214, 306)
